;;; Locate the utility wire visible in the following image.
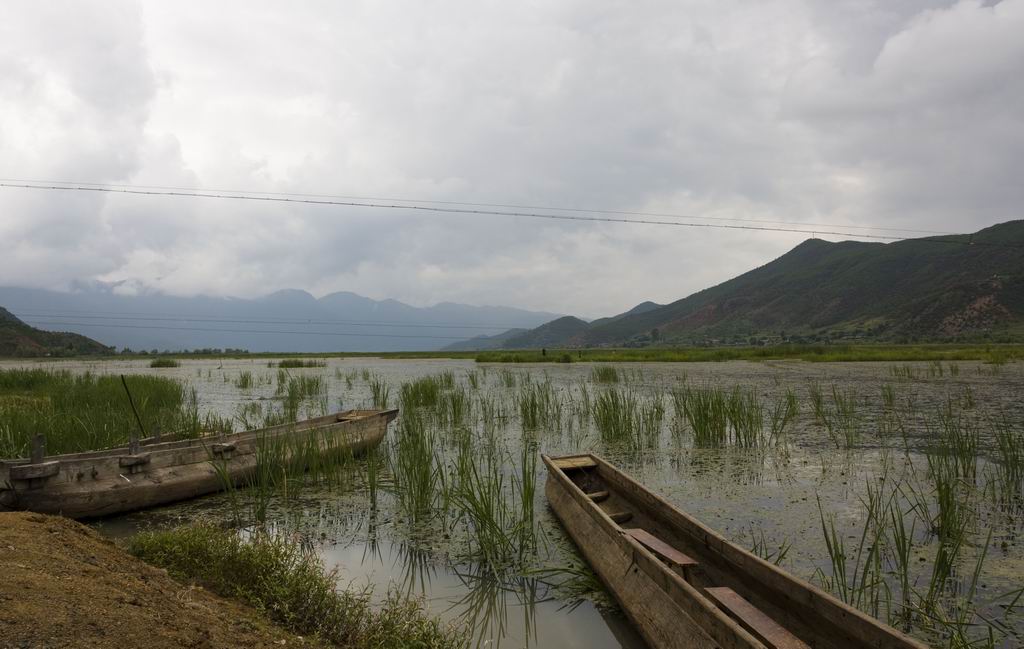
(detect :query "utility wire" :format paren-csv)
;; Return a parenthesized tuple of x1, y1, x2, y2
(22, 320, 474, 340)
(12, 311, 524, 330)
(0, 180, 919, 241)
(0, 177, 952, 235)
(3, 180, 1017, 248)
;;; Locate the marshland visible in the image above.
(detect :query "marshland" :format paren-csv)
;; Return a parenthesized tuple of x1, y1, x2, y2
(2, 356, 1023, 648)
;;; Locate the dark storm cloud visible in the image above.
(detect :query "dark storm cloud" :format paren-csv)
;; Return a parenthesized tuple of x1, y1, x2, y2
(1, 0, 1021, 316)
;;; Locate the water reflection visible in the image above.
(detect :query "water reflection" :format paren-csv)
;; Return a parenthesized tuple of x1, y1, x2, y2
(321, 536, 646, 648)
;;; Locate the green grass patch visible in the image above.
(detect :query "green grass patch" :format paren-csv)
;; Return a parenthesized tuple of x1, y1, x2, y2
(475, 344, 1024, 364)
(149, 358, 180, 368)
(276, 359, 327, 368)
(128, 525, 467, 649)
(0, 368, 231, 457)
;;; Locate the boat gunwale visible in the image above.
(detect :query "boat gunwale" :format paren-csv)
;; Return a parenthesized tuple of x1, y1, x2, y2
(543, 452, 769, 649)
(544, 452, 929, 649)
(0, 408, 399, 466)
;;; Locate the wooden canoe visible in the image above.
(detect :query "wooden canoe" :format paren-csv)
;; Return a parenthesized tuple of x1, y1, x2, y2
(543, 453, 928, 649)
(0, 408, 398, 519)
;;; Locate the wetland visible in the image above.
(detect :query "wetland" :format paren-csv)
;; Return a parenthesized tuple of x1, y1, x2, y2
(2, 356, 1023, 648)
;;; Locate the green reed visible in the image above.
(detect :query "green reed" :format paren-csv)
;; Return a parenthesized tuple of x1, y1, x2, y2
(369, 376, 391, 409)
(517, 381, 559, 431)
(400, 376, 443, 411)
(497, 369, 517, 389)
(823, 384, 860, 448)
(390, 412, 441, 524)
(437, 387, 471, 428)
(673, 385, 729, 447)
(767, 389, 799, 440)
(0, 369, 231, 456)
(590, 366, 619, 384)
(726, 388, 764, 449)
(592, 388, 638, 445)
(277, 358, 326, 368)
(149, 357, 180, 368)
(234, 371, 254, 389)
(992, 414, 1024, 506)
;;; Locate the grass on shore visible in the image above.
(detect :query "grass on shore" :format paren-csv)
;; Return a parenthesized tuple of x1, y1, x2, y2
(474, 344, 1024, 364)
(129, 525, 467, 649)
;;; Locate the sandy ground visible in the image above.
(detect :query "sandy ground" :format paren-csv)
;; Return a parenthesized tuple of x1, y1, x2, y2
(0, 512, 316, 649)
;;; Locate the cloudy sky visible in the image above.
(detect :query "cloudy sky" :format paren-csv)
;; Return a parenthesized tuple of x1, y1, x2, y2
(1, 0, 1021, 318)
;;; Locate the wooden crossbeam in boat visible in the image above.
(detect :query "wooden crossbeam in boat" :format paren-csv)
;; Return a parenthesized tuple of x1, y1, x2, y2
(704, 586, 810, 649)
(586, 490, 609, 503)
(552, 456, 597, 470)
(625, 528, 699, 569)
(608, 511, 633, 524)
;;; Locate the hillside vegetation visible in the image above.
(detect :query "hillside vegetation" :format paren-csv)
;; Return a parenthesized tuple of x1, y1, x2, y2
(0, 307, 112, 357)
(482, 220, 1024, 349)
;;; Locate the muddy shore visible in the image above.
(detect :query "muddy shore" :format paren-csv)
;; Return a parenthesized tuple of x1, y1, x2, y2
(0, 512, 314, 649)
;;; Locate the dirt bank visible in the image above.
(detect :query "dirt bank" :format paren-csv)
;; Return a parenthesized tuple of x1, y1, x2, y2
(0, 512, 315, 649)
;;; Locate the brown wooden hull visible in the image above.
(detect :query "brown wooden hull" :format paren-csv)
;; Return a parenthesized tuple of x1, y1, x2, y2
(0, 409, 397, 519)
(543, 454, 928, 649)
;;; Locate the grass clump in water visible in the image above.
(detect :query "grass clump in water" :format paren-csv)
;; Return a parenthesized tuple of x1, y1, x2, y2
(0, 369, 231, 456)
(128, 525, 467, 649)
(369, 376, 391, 409)
(276, 359, 327, 368)
(593, 389, 661, 449)
(590, 366, 619, 384)
(149, 358, 180, 368)
(517, 381, 559, 431)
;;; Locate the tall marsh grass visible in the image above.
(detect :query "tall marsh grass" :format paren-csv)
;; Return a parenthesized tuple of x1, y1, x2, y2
(0, 369, 231, 456)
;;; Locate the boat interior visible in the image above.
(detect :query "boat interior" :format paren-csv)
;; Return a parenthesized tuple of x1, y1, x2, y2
(549, 454, 922, 649)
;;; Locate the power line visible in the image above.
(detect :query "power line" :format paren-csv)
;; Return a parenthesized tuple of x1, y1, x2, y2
(11, 311, 525, 330)
(23, 320, 474, 340)
(0, 180, 911, 241)
(4, 180, 1017, 248)
(0, 177, 953, 235)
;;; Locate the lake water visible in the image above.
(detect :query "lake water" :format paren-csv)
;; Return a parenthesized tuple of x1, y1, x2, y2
(5, 356, 1023, 647)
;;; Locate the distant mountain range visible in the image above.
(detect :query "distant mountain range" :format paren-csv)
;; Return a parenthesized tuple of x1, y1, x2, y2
(0, 307, 111, 357)
(447, 220, 1024, 349)
(0, 287, 562, 353)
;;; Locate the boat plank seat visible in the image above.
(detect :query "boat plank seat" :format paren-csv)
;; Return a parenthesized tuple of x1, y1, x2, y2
(553, 456, 597, 470)
(625, 528, 698, 569)
(586, 490, 609, 502)
(704, 586, 810, 649)
(608, 511, 633, 524)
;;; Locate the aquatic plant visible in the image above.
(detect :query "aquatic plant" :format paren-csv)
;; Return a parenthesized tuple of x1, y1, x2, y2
(400, 376, 442, 411)
(234, 371, 254, 390)
(149, 358, 180, 368)
(590, 366, 619, 384)
(369, 376, 391, 409)
(277, 359, 326, 368)
(0, 369, 231, 456)
(673, 385, 729, 447)
(517, 380, 559, 431)
(128, 525, 468, 649)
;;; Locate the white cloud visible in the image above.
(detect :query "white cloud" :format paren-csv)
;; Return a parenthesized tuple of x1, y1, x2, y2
(1, 0, 1021, 318)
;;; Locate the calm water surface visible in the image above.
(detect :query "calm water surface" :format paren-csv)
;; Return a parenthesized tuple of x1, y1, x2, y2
(6, 357, 1023, 647)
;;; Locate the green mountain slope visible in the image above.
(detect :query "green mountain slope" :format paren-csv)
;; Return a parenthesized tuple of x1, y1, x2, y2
(503, 316, 591, 349)
(509, 220, 1024, 348)
(0, 307, 113, 357)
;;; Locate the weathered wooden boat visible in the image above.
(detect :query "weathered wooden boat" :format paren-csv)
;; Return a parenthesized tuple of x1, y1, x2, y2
(0, 409, 398, 519)
(543, 454, 928, 649)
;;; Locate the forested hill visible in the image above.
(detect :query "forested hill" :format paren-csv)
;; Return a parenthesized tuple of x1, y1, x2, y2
(489, 220, 1024, 348)
(0, 307, 112, 357)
